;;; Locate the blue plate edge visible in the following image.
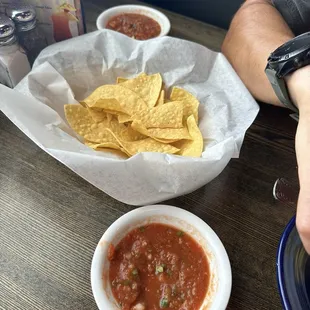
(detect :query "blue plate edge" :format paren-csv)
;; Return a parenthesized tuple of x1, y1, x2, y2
(276, 215, 296, 310)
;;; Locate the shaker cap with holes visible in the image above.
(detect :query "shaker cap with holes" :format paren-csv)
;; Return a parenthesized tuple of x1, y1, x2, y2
(0, 15, 17, 45)
(6, 3, 37, 31)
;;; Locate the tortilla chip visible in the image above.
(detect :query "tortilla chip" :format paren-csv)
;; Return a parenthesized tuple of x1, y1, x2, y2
(170, 87, 199, 123)
(120, 138, 180, 156)
(85, 141, 120, 150)
(120, 73, 162, 108)
(88, 98, 124, 114)
(64, 104, 118, 144)
(98, 148, 129, 158)
(86, 141, 129, 158)
(87, 107, 106, 122)
(91, 117, 143, 142)
(173, 115, 203, 157)
(94, 126, 179, 156)
(132, 120, 191, 140)
(106, 113, 113, 123)
(133, 101, 183, 128)
(118, 114, 132, 124)
(153, 138, 179, 144)
(155, 89, 165, 106)
(84, 84, 148, 116)
(116, 77, 128, 84)
(130, 121, 149, 136)
(126, 125, 147, 141)
(147, 127, 192, 140)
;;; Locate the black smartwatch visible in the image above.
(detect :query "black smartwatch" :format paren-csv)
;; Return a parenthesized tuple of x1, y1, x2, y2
(265, 31, 310, 113)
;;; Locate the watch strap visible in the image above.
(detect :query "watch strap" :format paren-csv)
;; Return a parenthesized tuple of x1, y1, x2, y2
(265, 67, 299, 113)
(290, 113, 299, 122)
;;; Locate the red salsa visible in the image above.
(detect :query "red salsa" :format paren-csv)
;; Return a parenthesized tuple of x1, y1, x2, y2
(108, 223, 210, 310)
(106, 13, 161, 40)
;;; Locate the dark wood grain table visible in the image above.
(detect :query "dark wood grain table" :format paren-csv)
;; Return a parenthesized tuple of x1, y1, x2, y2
(0, 1, 298, 309)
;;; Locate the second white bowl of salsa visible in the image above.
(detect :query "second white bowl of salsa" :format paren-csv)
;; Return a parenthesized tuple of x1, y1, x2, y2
(96, 5, 171, 40)
(91, 205, 232, 310)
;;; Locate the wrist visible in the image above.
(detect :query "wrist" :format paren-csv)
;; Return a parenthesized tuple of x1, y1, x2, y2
(286, 67, 310, 113)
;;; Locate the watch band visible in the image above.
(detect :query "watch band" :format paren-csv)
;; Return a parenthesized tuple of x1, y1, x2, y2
(290, 113, 299, 122)
(265, 67, 299, 113)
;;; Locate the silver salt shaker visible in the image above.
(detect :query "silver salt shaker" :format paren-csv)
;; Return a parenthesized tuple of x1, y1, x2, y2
(6, 3, 47, 66)
(0, 14, 30, 88)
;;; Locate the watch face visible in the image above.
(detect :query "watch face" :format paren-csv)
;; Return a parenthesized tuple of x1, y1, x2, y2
(270, 32, 310, 61)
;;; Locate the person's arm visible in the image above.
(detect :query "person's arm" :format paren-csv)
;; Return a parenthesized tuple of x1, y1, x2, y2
(287, 68, 310, 254)
(222, 0, 293, 106)
(222, 0, 310, 254)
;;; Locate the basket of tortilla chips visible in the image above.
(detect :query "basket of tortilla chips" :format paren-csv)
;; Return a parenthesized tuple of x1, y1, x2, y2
(0, 30, 258, 205)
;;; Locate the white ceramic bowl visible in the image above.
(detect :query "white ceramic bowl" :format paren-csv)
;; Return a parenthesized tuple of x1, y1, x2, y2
(91, 205, 232, 310)
(96, 5, 171, 38)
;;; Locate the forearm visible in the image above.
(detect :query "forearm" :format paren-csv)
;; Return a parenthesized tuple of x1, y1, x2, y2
(284, 60, 310, 254)
(295, 105, 310, 250)
(292, 76, 310, 190)
(222, 0, 294, 105)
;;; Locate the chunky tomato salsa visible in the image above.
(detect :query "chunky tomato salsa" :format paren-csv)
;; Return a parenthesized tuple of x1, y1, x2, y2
(108, 223, 209, 310)
(106, 13, 161, 40)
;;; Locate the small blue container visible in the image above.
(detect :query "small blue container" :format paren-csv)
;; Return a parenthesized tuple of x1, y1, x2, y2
(277, 216, 310, 309)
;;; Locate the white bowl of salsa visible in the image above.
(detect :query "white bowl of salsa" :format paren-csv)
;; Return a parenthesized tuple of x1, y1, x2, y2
(96, 5, 171, 40)
(91, 205, 232, 310)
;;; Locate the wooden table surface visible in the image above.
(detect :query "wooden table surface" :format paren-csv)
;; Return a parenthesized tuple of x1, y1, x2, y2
(0, 1, 299, 309)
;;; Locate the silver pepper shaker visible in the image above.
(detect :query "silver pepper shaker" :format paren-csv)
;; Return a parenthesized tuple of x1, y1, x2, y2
(6, 3, 47, 66)
(0, 14, 15, 45)
(0, 14, 30, 88)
